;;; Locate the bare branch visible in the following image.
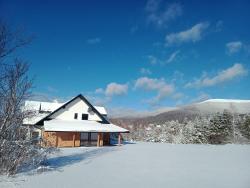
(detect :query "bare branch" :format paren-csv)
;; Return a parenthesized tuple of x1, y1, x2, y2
(0, 20, 33, 62)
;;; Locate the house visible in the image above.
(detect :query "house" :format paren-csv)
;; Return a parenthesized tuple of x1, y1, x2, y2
(23, 94, 129, 147)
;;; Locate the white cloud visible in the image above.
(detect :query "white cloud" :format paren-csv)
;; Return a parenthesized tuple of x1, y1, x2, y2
(135, 77, 174, 104)
(226, 41, 243, 54)
(165, 22, 209, 45)
(105, 82, 128, 97)
(167, 50, 180, 63)
(93, 82, 128, 104)
(86, 37, 101, 44)
(140, 68, 152, 75)
(135, 77, 165, 90)
(146, 0, 182, 27)
(185, 63, 248, 88)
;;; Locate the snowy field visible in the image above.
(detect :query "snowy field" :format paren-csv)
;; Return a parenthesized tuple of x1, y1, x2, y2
(0, 142, 250, 188)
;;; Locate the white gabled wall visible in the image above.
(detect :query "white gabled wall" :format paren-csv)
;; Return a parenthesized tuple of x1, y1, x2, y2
(50, 97, 102, 121)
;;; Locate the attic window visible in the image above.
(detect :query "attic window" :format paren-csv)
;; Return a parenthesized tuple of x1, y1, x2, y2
(82, 114, 88, 120)
(74, 113, 78, 119)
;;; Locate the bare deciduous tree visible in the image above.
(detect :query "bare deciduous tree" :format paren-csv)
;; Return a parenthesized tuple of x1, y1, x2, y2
(0, 21, 47, 175)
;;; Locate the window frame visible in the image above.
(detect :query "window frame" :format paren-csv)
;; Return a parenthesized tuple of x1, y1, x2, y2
(74, 113, 78, 119)
(81, 113, 88, 120)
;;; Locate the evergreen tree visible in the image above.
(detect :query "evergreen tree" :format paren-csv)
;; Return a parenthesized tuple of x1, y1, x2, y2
(208, 110, 233, 144)
(239, 115, 250, 141)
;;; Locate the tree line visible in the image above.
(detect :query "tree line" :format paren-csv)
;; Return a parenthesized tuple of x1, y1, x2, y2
(122, 111, 250, 144)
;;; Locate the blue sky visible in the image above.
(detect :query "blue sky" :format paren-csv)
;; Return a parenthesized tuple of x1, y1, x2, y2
(1, 0, 250, 114)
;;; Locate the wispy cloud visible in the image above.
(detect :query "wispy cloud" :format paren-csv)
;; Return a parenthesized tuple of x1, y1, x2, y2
(147, 55, 159, 65)
(165, 22, 209, 46)
(135, 77, 174, 104)
(86, 37, 101, 44)
(147, 51, 180, 65)
(185, 63, 248, 88)
(47, 86, 58, 93)
(95, 88, 104, 94)
(226, 41, 243, 55)
(190, 92, 211, 103)
(140, 68, 152, 75)
(167, 50, 180, 63)
(145, 0, 182, 28)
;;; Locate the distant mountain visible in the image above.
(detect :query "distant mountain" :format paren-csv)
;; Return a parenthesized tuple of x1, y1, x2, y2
(110, 99, 250, 127)
(185, 99, 250, 114)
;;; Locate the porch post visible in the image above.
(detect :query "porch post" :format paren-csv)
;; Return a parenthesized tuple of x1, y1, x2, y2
(100, 133, 103, 147)
(73, 133, 75, 147)
(55, 133, 58, 147)
(97, 132, 101, 147)
(118, 133, 122, 146)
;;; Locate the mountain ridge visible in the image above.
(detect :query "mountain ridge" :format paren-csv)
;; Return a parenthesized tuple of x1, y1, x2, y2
(110, 99, 250, 126)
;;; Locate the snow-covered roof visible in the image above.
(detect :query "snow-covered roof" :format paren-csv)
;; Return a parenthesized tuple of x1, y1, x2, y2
(24, 100, 63, 112)
(24, 100, 107, 115)
(44, 119, 129, 133)
(23, 112, 49, 125)
(94, 106, 107, 115)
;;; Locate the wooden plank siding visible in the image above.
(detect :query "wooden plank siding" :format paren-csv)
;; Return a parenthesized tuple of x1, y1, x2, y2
(43, 131, 80, 147)
(43, 131, 110, 147)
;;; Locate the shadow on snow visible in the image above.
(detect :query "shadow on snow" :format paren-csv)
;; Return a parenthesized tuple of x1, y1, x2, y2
(42, 147, 115, 172)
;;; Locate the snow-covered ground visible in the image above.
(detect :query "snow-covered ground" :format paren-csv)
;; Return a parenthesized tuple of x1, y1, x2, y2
(1, 142, 250, 188)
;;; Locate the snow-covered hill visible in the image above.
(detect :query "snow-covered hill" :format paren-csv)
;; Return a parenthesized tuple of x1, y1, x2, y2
(186, 99, 250, 114)
(111, 99, 250, 119)
(110, 99, 250, 129)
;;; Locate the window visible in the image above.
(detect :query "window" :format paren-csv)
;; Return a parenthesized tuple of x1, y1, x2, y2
(74, 113, 78, 119)
(82, 114, 88, 120)
(80, 132, 97, 146)
(31, 132, 40, 144)
(91, 133, 97, 140)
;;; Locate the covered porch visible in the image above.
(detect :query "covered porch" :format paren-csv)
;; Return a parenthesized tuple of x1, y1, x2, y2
(42, 119, 128, 147)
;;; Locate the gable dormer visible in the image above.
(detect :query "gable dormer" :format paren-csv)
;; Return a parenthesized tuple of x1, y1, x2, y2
(50, 97, 102, 121)
(35, 94, 109, 125)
